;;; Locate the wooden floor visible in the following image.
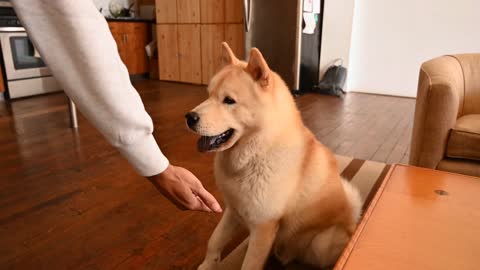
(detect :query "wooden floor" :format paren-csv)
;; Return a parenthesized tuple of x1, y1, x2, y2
(0, 81, 415, 269)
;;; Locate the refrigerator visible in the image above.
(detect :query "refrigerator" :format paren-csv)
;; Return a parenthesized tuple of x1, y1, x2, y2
(243, 0, 324, 92)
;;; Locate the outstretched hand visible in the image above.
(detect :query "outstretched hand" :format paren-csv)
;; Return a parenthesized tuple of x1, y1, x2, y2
(148, 165, 222, 213)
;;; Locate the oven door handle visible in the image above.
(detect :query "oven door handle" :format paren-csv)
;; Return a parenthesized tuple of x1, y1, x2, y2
(0, 27, 25, 32)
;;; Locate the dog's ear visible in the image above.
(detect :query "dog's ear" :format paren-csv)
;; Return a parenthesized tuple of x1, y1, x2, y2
(245, 48, 270, 87)
(221, 42, 239, 66)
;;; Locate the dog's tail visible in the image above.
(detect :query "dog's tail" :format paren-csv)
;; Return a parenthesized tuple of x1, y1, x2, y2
(341, 179, 362, 222)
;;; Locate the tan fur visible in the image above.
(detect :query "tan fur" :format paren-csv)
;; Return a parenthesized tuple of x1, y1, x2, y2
(193, 43, 361, 270)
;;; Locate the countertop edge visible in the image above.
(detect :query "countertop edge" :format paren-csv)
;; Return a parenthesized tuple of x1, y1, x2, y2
(106, 18, 155, 23)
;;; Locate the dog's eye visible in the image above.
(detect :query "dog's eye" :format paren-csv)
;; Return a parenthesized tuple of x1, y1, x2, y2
(223, 96, 236, 105)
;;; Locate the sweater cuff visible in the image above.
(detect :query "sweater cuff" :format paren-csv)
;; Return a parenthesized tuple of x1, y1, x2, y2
(117, 134, 170, 177)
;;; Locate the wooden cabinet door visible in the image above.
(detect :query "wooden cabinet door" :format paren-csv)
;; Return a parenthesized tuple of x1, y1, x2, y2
(0, 64, 5, 93)
(177, 24, 202, 84)
(200, 0, 224, 23)
(156, 0, 177, 23)
(112, 33, 128, 66)
(109, 23, 129, 67)
(201, 24, 224, 84)
(125, 23, 149, 75)
(177, 0, 200, 23)
(225, 0, 243, 23)
(157, 24, 180, 81)
(224, 24, 245, 60)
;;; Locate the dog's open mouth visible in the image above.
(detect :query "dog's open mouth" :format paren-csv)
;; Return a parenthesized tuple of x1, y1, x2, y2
(197, 129, 234, 152)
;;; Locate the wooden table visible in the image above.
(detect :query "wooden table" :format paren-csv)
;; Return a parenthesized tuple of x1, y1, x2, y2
(334, 164, 480, 270)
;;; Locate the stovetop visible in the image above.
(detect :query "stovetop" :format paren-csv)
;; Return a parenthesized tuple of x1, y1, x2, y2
(0, 6, 21, 27)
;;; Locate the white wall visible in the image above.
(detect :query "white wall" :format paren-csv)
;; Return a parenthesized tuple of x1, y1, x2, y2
(319, 0, 355, 80)
(348, 0, 480, 97)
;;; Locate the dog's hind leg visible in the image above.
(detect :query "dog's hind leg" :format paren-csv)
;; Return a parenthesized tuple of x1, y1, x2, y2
(301, 226, 350, 268)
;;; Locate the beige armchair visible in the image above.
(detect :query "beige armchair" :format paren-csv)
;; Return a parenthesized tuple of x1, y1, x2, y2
(410, 54, 480, 177)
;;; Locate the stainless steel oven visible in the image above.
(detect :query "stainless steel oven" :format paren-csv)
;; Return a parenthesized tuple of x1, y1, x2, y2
(0, 2, 61, 99)
(0, 1, 77, 127)
(0, 28, 61, 99)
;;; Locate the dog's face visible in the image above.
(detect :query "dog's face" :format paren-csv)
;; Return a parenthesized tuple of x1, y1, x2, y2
(186, 43, 273, 152)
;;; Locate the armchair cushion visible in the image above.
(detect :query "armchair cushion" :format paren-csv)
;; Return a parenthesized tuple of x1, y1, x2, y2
(446, 114, 480, 161)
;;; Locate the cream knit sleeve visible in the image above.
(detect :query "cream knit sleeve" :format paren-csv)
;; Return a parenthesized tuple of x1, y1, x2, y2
(11, 0, 169, 176)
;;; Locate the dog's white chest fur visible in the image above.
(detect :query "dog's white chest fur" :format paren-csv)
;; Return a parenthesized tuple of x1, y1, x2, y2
(214, 148, 297, 224)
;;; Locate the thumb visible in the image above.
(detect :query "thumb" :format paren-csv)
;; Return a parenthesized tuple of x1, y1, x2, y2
(194, 186, 222, 213)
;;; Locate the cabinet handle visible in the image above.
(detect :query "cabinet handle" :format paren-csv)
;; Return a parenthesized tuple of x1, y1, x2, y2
(244, 0, 251, 32)
(125, 34, 128, 43)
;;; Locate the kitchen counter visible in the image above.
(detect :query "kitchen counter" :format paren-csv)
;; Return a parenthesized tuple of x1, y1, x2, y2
(106, 20, 152, 76)
(106, 17, 154, 23)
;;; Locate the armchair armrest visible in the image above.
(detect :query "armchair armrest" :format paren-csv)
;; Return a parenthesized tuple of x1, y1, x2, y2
(410, 56, 464, 168)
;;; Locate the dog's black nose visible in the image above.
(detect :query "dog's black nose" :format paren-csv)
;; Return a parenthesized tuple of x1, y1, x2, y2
(185, 111, 200, 128)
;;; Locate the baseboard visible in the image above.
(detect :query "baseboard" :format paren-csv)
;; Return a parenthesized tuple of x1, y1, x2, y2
(348, 90, 416, 99)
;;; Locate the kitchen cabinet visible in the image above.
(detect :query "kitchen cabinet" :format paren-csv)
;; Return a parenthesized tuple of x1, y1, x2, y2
(156, 0, 177, 23)
(156, 0, 244, 85)
(0, 65, 5, 93)
(157, 24, 180, 81)
(108, 21, 150, 75)
(200, 0, 224, 23)
(199, 23, 244, 84)
(225, 0, 243, 23)
(177, 24, 202, 83)
(177, 0, 200, 23)
(157, 24, 202, 83)
(126, 23, 150, 75)
(201, 24, 224, 84)
(110, 25, 128, 63)
(224, 23, 245, 59)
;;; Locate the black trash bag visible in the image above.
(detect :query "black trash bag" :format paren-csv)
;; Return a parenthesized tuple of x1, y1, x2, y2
(312, 58, 347, 98)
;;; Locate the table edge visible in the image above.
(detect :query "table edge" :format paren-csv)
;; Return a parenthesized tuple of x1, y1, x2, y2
(333, 164, 397, 270)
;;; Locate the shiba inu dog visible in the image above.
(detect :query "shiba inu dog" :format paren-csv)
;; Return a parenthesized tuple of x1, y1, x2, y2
(186, 42, 361, 270)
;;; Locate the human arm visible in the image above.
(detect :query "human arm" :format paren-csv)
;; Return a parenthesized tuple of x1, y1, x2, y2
(11, 0, 221, 212)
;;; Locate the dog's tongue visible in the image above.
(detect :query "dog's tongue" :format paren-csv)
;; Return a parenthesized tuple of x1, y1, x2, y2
(197, 136, 216, 152)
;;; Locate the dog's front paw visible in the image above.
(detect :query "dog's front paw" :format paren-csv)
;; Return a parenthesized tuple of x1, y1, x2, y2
(198, 260, 217, 270)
